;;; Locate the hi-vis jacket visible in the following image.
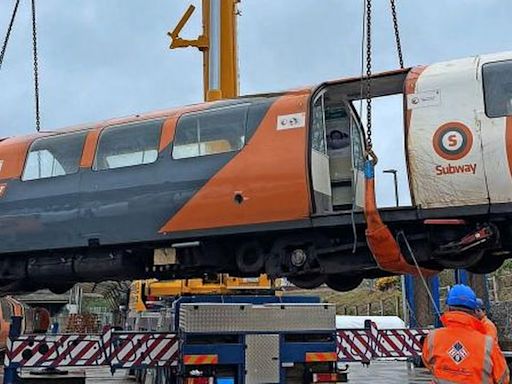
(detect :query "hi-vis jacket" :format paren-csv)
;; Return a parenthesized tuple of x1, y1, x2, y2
(422, 311, 509, 384)
(482, 316, 499, 342)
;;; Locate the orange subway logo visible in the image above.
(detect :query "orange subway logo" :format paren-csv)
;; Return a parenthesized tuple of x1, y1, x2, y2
(305, 352, 337, 362)
(183, 354, 219, 365)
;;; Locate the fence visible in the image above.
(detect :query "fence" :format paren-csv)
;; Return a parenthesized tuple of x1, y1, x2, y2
(339, 296, 403, 318)
(336, 320, 429, 363)
(4, 317, 179, 384)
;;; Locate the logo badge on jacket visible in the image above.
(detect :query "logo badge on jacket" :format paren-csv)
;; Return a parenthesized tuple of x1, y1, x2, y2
(448, 341, 469, 364)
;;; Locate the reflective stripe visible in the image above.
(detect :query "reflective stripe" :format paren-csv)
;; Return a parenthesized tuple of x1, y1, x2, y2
(496, 366, 510, 384)
(425, 330, 436, 365)
(481, 336, 493, 384)
(433, 378, 462, 384)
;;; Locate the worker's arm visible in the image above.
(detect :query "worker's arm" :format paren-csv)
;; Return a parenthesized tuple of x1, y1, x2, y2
(421, 331, 435, 371)
(491, 341, 510, 384)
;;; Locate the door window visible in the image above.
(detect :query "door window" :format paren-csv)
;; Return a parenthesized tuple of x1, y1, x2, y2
(22, 132, 87, 181)
(311, 96, 327, 154)
(483, 60, 512, 118)
(93, 120, 162, 171)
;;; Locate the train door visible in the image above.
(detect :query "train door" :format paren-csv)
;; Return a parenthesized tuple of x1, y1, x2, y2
(478, 53, 512, 205)
(348, 104, 365, 208)
(313, 89, 365, 213)
(310, 92, 332, 214)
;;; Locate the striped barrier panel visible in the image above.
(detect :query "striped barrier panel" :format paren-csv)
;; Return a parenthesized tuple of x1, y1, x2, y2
(5, 330, 179, 369)
(5, 334, 105, 368)
(336, 322, 429, 363)
(105, 330, 179, 368)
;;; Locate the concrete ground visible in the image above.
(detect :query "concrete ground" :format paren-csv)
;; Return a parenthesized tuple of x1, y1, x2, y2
(0, 363, 433, 383)
(347, 361, 432, 383)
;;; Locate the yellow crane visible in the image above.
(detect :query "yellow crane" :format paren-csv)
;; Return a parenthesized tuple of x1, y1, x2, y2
(168, 0, 240, 101)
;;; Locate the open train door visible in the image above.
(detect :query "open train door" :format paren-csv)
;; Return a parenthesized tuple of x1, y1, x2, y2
(348, 103, 366, 209)
(310, 91, 333, 214)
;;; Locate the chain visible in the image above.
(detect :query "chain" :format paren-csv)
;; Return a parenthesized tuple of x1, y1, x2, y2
(31, 0, 41, 132)
(0, 0, 21, 72)
(390, 0, 404, 69)
(365, 0, 372, 151)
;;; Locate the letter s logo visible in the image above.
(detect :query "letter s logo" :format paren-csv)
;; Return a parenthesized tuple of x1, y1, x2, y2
(433, 122, 473, 161)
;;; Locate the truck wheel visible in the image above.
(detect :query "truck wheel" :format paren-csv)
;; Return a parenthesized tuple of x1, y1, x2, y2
(326, 275, 363, 292)
(288, 274, 325, 289)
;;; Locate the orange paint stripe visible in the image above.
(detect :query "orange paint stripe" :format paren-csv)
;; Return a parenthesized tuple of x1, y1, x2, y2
(305, 352, 337, 362)
(183, 354, 218, 365)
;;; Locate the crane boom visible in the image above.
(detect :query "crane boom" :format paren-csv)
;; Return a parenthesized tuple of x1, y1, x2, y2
(169, 0, 240, 101)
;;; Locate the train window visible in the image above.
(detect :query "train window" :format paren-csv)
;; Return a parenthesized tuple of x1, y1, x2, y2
(483, 60, 512, 118)
(173, 104, 248, 159)
(94, 120, 162, 170)
(311, 95, 327, 154)
(22, 132, 87, 181)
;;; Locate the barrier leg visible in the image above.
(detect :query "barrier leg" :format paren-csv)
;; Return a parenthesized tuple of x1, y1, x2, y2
(4, 316, 22, 384)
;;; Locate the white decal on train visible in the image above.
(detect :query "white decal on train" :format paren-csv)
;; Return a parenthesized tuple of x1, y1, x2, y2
(277, 113, 306, 130)
(407, 90, 441, 109)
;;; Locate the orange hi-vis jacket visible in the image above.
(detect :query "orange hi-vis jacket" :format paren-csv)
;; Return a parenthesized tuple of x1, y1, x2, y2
(422, 311, 509, 384)
(482, 315, 499, 341)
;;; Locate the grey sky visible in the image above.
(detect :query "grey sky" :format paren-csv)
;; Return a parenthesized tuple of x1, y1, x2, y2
(0, 0, 510, 206)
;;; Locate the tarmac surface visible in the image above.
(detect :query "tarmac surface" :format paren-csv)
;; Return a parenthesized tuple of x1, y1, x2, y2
(0, 362, 433, 383)
(347, 361, 432, 383)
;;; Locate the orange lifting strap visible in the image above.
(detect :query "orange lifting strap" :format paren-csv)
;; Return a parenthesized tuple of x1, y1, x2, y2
(363, 160, 436, 276)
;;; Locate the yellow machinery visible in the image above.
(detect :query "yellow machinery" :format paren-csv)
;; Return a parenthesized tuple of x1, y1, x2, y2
(168, 0, 240, 101)
(128, 275, 274, 313)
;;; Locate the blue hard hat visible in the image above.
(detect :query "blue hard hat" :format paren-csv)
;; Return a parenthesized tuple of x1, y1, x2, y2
(446, 284, 477, 310)
(476, 298, 484, 310)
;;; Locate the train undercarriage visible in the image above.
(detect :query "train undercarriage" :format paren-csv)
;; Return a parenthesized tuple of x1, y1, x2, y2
(0, 205, 510, 295)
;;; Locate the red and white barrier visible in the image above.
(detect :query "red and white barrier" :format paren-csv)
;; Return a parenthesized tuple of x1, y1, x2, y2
(5, 334, 105, 368)
(5, 330, 179, 369)
(104, 330, 179, 368)
(336, 321, 429, 363)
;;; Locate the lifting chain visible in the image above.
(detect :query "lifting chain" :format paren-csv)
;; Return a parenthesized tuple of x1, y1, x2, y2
(364, 0, 374, 156)
(390, 0, 404, 69)
(31, 0, 41, 132)
(0, 0, 21, 72)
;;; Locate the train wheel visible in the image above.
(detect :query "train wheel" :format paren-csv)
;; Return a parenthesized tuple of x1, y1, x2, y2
(288, 274, 325, 289)
(436, 249, 484, 269)
(466, 252, 505, 274)
(236, 241, 266, 274)
(325, 274, 363, 292)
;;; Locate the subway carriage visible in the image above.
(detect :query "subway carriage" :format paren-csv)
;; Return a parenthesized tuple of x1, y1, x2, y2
(1, 51, 512, 293)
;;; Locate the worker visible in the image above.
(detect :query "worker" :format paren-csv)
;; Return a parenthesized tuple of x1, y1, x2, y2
(422, 284, 509, 384)
(476, 298, 499, 341)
